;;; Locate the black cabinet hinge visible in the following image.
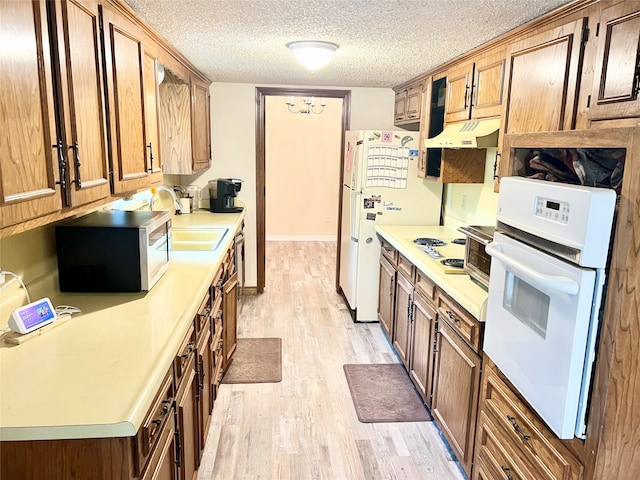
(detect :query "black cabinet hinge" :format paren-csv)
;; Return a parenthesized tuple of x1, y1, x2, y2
(582, 25, 589, 45)
(586, 94, 591, 109)
(595, 22, 600, 38)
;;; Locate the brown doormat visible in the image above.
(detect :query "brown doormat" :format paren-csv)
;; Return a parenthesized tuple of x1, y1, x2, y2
(343, 363, 431, 423)
(221, 338, 282, 384)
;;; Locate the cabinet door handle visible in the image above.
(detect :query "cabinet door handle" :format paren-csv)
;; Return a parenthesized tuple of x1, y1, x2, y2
(501, 466, 514, 480)
(147, 142, 154, 172)
(445, 310, 460, 324)
(507, 415, 531, 441)
(493, 152, 501, 180)
(180, 341, 195, 359)
(69, 142, 82, 188)
(463, 83, 470, 109)
(53, 141, 70, 204)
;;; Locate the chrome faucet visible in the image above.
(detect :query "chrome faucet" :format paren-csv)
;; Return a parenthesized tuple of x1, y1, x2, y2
(150, 185, 183, 214)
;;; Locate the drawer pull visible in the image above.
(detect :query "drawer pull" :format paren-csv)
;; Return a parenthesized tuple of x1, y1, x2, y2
(445, 310, 460, 324)
(507, 415, 531, 441)
(180, 341, 195, 359)
(501, 466, 514, 480)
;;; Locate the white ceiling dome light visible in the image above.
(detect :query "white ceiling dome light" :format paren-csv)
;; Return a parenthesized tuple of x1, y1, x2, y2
(287, 41, 339, 71)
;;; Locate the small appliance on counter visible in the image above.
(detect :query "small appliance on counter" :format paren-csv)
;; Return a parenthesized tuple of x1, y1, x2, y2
(457, 225, 495, 289)
(55, 210, 172, 293)
(209, 178, 243, 213)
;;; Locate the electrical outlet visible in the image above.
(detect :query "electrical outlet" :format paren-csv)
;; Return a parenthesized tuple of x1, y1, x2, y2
(0, 270, 5, 286)
(461, 195, 467, 209)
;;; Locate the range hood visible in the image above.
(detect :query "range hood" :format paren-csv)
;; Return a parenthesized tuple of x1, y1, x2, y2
(424, 118, 500, 148)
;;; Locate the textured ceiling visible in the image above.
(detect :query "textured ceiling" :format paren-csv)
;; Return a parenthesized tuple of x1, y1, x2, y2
(125, 0, 574, 88)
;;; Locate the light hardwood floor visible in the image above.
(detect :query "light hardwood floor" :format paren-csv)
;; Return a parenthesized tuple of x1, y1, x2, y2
(198, 241, 466, 480)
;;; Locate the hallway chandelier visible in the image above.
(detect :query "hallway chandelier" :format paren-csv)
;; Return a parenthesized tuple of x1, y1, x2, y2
(286, 96, 326, 115)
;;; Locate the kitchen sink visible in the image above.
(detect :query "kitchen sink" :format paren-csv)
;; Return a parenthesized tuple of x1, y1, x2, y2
(171, 227, 228, 251)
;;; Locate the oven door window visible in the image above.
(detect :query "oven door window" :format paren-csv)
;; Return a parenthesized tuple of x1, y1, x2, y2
(503, 272, 550, 339)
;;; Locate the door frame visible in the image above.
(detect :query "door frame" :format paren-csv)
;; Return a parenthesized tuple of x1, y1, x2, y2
(255, 87, 351, 293)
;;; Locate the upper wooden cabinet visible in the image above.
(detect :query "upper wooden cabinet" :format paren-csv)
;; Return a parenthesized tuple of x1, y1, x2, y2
(53, 0, 111, 208)
(588, 2, 640, 121)
(502, 18, 587, 135)
(101, 4, 151, 195)
(142, 35, 163, 186)
(0, 1, 62, 229)
(394, 83, 422, 129)
(445, 49, 506, 124)
(0, 0, 112, 230)
(191, 75, 211, 171)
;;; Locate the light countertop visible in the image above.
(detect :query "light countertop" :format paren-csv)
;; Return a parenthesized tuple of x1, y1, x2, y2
(375, 225, 488, 321)
(0, 208, 244, 441)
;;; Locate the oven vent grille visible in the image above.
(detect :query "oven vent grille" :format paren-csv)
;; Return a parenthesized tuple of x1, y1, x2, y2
(497, 221, 581, 264)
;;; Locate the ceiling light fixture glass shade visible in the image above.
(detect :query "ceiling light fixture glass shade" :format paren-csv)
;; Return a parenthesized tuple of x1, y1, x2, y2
(287, 41, 339, 71)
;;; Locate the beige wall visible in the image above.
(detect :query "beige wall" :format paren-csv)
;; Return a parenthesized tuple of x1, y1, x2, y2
(442, 148, 499, 229)
(265, 96, 343, 239)
(170, 83, 398, 289)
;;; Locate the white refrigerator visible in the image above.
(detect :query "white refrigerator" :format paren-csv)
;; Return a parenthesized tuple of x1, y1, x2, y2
(339, 130, 443, 322)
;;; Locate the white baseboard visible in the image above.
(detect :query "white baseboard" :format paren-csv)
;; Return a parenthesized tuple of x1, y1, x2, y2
(266, 235, 337, 242)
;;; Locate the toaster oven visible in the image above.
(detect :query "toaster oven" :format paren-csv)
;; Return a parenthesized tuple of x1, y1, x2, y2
(458, 225, 495, 289)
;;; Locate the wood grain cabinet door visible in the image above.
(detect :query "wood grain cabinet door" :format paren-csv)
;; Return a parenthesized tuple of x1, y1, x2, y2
(502, 18, 586, 135)
(432, 318, 482, 478)
(143, 36, 163, 186)
(446, 62, 473, 123)
(394, 89, 407, 123)
(141, 415, 178, 480)
(53, 0, 110, 208)
(190, 76, 211, 171)
(176, 362, 200, 480)
(588, 3, 640, 120)
(378, 255, 396, 340)
(222, 270, 238, 370)
(409, 291, 436, 407)
(471, 49, 506, 120)
(0, 0, 62, 228)
(405, 84, 422, 122)
(101, 4, 150, 195)
(392, 272, 413, 368)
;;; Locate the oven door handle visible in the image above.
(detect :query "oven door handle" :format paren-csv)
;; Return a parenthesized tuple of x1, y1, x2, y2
(486, 242, 579, 295)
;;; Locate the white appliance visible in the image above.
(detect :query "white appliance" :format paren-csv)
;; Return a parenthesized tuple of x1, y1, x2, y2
(339, 130, 443, 322)
(485, 177, 616, 439)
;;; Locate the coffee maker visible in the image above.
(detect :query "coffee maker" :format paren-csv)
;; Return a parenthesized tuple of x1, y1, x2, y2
(209, 178, 243, 213)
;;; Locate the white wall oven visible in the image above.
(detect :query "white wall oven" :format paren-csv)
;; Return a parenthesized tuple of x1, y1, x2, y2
(485, 177, 617, 440)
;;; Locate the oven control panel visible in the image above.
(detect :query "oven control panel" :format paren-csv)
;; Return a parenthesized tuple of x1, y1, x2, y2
(535, 196, 570, 224)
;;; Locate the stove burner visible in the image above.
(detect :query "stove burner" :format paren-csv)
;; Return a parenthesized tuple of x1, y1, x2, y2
(413, 237, 446, 247)
(441, 258, 464, 269)
(452, 238, 466, 245)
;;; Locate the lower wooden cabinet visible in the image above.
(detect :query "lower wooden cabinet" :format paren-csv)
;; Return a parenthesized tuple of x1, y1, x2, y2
(141, 414, 178, 480)
(408, 291, 437, 407)
(175, 355, 199, 480)
(392, 271, 413, 367)
(222, 270, 238, 369)
(474, 360, 584, 480)
(378, 255, 396, 339)
(432, 316, 482, 477)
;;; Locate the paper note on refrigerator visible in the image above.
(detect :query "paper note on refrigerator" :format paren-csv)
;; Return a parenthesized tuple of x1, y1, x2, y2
(365, 145, 410, 188)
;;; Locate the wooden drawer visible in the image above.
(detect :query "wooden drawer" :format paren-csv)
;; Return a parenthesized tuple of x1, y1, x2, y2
(415, 270, 436, 303)
(380, 238, 397, 265)
(437, 289, 482, 352)
(134, 366, 174, 476)
(397, 253, 415, 282)
(174, 325, 196, 386)
(481, 366, 583, 480)
(474, 411, 530, 480)
(194, 288, 212, 335)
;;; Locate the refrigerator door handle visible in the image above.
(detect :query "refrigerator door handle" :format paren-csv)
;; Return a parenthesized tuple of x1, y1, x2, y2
(350, 192, 361, 240)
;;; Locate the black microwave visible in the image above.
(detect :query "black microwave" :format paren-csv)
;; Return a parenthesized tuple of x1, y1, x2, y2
(55, 210, 172, 292)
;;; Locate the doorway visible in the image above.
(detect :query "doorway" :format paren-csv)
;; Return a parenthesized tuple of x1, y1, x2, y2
(255, 87, 350, 293)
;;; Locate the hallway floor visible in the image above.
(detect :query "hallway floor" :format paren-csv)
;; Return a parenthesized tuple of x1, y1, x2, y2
(197, 241, 465, 479)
